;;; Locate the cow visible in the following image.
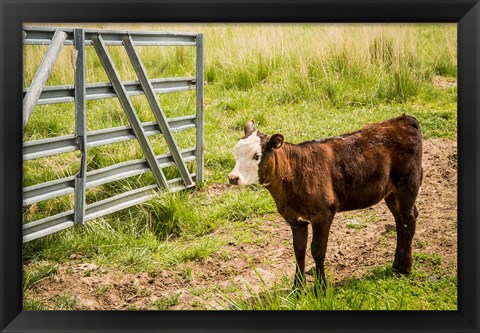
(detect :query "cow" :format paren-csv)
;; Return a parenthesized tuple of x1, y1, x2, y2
(228, 115, 423, 290)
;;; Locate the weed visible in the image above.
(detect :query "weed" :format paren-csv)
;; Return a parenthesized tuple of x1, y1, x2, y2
(53, 292, 79, 310)
(151, 294, 180, 310)
(84, 269, 94, 277)
(416, 240, 428, 248)
(23, 299, 48, 310)
(345, 222, 367, 230)
(385, 229, 397, 239)
(180, 266, 193, 281)
(191, 300, 206, 309)
(23, 262, 58, 291)
(414, 253, 442, 266)
(190, 287, 209, 297)
(170, 237, 221, 264)
(96, 284, 112, 295)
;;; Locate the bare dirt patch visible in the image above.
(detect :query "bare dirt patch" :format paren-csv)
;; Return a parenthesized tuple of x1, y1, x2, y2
(24, 138, 457, 310)
(432, 76, 457, 89)
(203, 183, 234, 198)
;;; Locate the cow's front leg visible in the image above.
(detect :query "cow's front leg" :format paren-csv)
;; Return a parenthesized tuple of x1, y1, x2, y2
(310, 211, 334, 292)
(290, 222, 309, 290)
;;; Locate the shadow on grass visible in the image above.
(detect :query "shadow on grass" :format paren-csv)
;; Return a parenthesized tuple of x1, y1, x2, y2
(231, 259, 456, 310)
(332, 265, 400, 289)
(227, 266, 408, 310)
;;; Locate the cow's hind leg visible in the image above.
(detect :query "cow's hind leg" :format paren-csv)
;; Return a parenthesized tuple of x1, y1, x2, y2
(385, 187, 419, 274)
(396, 201, 418, 274)
(310, 211, 334, 292)
(384, 193, 404, 272)
(290, 222, 309, 289)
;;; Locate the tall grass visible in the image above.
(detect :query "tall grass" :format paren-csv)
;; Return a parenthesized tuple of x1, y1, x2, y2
(24, 24, 456, 107)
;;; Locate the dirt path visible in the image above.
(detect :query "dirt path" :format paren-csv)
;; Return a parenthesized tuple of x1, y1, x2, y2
(25, 138, 457, 310)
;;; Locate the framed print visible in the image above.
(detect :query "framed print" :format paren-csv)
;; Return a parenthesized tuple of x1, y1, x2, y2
(1, 1, 479, 332)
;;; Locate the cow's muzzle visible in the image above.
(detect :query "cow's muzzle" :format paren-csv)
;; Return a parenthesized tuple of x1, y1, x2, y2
(228, 175, 240, 185)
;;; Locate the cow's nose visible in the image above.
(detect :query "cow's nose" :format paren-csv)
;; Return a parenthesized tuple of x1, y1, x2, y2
(228, 175, 239, 185)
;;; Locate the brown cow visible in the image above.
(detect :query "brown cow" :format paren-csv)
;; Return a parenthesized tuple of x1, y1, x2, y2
(228, 115, 423, 289)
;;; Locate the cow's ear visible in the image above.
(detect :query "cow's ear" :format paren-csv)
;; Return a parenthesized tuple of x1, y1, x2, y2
(268, 134, 284, 150)
(244, 120, 256, 136)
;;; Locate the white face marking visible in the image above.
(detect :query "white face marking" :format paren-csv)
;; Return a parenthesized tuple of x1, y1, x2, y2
(228, 132, 262, 185)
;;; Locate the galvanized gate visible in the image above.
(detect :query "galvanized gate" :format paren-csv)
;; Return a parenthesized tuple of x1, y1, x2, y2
(22, 26, 204, 243)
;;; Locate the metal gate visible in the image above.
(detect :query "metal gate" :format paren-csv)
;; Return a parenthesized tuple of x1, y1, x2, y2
(22, 26, 204, 243)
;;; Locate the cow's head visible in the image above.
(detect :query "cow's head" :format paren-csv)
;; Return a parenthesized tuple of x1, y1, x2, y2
(228, 120, 284, 186)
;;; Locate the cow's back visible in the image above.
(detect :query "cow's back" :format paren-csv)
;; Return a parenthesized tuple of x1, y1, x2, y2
(325, 115, 422, 211)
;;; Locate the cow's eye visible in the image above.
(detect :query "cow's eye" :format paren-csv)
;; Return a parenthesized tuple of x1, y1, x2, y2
(253, 153, 260, 161)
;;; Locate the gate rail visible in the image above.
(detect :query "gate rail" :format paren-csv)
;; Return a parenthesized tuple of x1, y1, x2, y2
(22, 26, 204, 243)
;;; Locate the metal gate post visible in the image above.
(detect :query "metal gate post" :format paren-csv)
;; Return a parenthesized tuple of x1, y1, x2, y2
(122, 35, 194, 188)
(91, 34, 169, 190)
(74, 29, 87, 225)
(23, 29, 67, 128)
(195, 34, 204, 184)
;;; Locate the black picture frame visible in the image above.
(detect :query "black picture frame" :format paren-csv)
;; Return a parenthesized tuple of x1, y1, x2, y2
(1, 1, 479, 332)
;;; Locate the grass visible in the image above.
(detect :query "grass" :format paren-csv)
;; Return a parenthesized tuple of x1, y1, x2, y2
(24, 299, 49, 310)
(150, 294, 180, 310)
(53, 292, 80, 310)
(23, 261, 58, 291)
(23, 23, 456, 310)
(225, 262, 456, 310)
(23, 187, 275, 272)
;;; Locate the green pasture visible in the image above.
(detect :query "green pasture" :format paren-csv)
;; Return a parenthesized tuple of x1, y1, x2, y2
(23, 23, 457, 310)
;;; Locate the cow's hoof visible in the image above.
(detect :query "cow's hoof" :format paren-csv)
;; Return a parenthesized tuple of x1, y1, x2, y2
(292, 283, 305, 292)
(392, 265, 411, 275)
(313, 284, 327, 297)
